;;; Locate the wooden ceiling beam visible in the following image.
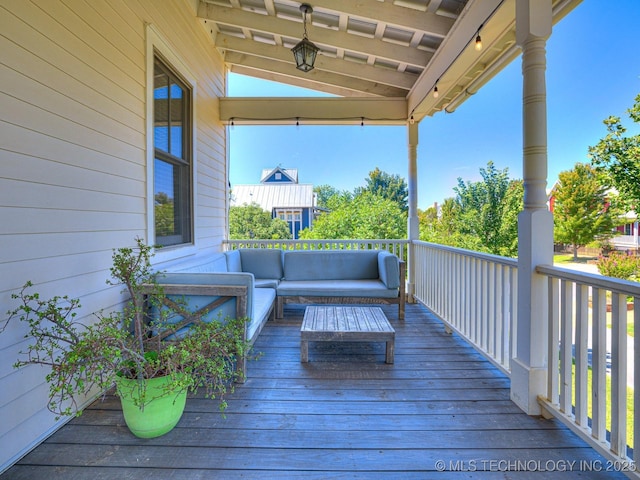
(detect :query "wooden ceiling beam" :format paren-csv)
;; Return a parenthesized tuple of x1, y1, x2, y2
(224, 52, 409, 97)
(198, 2, 431, 68)
(228, 65, 376, 98)
(218, 34, 417, 90)
(220, 97, 408, 125)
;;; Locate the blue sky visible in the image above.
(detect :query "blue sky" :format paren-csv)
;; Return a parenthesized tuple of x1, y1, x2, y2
(227, 0, 640, 210)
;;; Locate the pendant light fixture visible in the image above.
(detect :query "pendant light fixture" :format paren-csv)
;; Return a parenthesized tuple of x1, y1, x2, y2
(291, 4, 319, 72)
(475, 24, 483, 51)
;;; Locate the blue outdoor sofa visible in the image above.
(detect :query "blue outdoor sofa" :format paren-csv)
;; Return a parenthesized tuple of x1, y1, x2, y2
(149, 248, 405, 377)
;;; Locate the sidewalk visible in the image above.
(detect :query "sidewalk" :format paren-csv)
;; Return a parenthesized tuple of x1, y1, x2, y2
(557, 260, 599, 274)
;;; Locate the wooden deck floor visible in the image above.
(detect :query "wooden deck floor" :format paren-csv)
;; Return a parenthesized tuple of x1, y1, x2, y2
(2, 303, 625, 479)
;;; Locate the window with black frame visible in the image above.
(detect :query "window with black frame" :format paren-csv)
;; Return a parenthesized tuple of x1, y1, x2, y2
(153, 56, 192, 246)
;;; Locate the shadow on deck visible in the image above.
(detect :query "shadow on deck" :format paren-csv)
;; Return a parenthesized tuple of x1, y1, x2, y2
(2, 303, 625, 479)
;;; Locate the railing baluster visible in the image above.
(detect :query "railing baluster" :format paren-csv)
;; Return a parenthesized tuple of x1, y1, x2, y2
(560, 279, 573, 414)
(591, 287, 607, 441)
(547, 276, 559, 406)
(611, 292, 628, 456)
(635, 295, 640, 465)
(575, 283, 589, 427)
(489, 263, 498, 359)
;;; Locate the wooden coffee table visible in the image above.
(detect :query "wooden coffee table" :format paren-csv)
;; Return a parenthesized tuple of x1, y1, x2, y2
(300, 306, 395, 364)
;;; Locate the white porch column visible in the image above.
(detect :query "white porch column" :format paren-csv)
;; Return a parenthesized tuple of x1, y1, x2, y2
(407, 121, 419, 302)
(511, 0, 554, 415)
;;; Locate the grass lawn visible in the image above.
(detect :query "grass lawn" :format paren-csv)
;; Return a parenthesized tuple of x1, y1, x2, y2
(554, 253, 599, 264)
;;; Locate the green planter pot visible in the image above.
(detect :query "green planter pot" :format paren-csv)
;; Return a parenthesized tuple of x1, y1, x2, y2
(116, 375, 187, 438)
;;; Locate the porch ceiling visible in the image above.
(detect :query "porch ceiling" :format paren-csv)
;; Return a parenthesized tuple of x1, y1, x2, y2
(200, 0, 582, 125)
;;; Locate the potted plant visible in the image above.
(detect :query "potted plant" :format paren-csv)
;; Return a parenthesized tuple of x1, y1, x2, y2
(2, 238, 250, 438)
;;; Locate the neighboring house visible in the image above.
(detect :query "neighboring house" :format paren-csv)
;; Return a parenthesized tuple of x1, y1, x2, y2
(231, 167, 316, 238)
(613, 211, 640, 252)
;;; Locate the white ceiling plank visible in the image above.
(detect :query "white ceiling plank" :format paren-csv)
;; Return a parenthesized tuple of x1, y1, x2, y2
(311, 0, 454, 37)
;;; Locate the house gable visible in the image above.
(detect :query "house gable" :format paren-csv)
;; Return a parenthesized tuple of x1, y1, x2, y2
(261, 167, 298, 184)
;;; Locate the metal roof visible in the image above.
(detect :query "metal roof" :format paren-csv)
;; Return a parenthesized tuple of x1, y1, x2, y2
(231, 183, 316, 210)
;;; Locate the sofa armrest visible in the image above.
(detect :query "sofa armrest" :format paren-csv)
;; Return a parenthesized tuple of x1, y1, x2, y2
(377, 251, 400, 289)
(156, 272, 255, 319)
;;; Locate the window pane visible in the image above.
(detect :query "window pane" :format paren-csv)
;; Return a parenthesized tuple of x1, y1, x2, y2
(154, 158, 177, 238)
(170, 125, 183, 158)
(169, 81, 184, 158)
(154, 66, 169, 152)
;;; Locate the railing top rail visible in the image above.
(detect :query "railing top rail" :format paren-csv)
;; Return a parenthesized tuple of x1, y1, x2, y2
(536, 264, 640, 296)
(412, 240, 518, 268)
(225, 239, 409, 244)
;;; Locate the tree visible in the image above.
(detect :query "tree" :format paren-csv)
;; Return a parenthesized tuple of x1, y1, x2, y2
(452, 162, 522, 257)
(552, 163, 619, 260)
(229, 203, 292, 240)
(497, 180, 524, 257)
(300, 191, 406, 240)
(418, 199, 476, 249)
(155, 192, 174, 237)
(589, 93, 640, 209)
(418, 204, 439, 242)
(355, 168, 408, 212)
(314, 184, 351, 210)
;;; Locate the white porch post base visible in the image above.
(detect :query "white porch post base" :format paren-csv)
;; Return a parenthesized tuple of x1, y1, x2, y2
(510, 358, 546, 415)
(512, 208, 553, 415)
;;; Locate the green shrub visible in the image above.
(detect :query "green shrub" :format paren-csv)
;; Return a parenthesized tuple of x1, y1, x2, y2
(596, 251, 640, 280)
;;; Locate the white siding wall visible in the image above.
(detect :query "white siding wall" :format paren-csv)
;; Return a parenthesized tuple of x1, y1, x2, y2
(0, 0, 227, 470)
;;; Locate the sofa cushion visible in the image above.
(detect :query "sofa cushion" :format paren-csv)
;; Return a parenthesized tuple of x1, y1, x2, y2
(224, 250, 242, 273)
(277, 279, 398, 298)
(283, 250, 379, 281)
(239, 249, 284, 280)
(251, 288, 276, 339)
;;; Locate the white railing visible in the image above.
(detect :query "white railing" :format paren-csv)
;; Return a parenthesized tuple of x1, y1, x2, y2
(536, 265, 640, 475)
(412, 241, 517, 375)
(224, 239, 409, 259)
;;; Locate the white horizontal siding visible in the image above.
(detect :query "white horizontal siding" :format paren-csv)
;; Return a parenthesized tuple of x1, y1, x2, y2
(0, 0, 227, 472)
